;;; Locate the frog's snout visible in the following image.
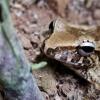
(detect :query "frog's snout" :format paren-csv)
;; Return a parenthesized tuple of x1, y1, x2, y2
(78, 40, 95, 56)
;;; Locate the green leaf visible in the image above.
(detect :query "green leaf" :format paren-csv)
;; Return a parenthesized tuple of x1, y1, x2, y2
(31, 61, 47, 70)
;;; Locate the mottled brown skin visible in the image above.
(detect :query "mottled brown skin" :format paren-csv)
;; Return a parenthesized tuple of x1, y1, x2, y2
(44, 18, 100, 90)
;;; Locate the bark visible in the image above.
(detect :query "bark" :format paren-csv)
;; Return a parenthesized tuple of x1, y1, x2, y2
(0, 0, 44, 100)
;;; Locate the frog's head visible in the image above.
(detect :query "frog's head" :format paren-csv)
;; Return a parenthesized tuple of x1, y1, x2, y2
(44, 18, 100, 87)
(43, 18, 100, 89)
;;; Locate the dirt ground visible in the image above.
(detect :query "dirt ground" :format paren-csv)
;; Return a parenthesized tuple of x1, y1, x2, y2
(10, 0, 100, 100)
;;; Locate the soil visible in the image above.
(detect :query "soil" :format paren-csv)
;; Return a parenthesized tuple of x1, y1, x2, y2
(10, 0, 100, 100)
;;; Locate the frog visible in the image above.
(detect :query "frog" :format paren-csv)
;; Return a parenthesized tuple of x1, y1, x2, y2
(43, 18, 100, 90)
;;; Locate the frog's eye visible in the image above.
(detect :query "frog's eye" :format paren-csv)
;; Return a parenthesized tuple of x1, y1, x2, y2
(78, 41, 95, 56)
(81, 46, 94, 53)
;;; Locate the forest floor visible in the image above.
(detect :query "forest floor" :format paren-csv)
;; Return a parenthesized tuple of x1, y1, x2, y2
(10, 0, 100, 100)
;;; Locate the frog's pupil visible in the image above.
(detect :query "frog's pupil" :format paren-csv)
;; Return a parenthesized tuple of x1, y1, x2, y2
(81, 46, 94, 53)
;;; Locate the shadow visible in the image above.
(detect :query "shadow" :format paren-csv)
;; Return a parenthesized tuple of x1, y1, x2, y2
(0, 4, 3, 22)
(36, 53, 90, 87)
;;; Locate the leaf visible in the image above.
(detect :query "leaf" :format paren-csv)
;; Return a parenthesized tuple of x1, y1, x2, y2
(31, 61, 47, 70)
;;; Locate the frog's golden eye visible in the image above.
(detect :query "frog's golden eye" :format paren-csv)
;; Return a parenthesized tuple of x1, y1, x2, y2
(78, 41, 95, 56)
